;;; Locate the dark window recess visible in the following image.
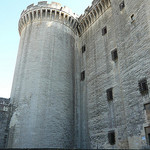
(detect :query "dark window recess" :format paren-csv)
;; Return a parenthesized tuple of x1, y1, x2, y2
(102, 26, 107, 36)
(108, 131, 116, 145)
(82, 45, 86, 53)
(107, 88, 113, 101)
(139, 78, 148, 95)
(111, 48, 118, 61)
(81, 71, 85, 81)
(145, 126, 150, 145)
(119, 1, 125, 11)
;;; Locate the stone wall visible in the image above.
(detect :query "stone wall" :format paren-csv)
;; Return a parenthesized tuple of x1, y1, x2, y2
(0, 98, 10, 148)
(78, 0, 150, 149)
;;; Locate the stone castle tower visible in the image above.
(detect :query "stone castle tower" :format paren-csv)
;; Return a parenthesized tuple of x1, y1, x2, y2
(7, 0, 150, 149)
(8, 1, 78, 148)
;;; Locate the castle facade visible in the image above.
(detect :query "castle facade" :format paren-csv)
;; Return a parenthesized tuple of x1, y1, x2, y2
(5, 0, 150, 149)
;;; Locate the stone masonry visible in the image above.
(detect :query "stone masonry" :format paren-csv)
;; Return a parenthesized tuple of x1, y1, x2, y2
(4, 0, 150, 149)
(0, 98, 10, 148)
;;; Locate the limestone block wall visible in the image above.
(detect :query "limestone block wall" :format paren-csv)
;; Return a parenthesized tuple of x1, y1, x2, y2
(0, 98, 10, 148)
(78, 0, 150, 149)
(8, 2, 78, 148)
(111, 0, 150, 148)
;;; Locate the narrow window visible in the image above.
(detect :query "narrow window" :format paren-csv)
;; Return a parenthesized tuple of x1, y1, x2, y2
(139, 78, 148, 95)
(144, 103, 150, 120)
(102, 26, 107, 36)
(82, 45, 86, 53)
(119, 1, 125, 11)
(111, 48, 118, 61)
(106, 88, 113, 101)
(81, 71, 85, 81)
(108, 131, 116, 145)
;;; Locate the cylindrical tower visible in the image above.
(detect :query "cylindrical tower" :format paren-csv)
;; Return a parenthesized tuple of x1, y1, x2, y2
(8, 1, 78, 148)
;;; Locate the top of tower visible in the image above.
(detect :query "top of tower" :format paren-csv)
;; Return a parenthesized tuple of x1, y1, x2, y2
(18, 1, 79, 36)
(21, 1, 78, 18)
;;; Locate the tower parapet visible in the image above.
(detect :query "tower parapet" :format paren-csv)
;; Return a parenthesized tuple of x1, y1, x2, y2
(78, 0, 111, 36)
(18, 1, 79, 35)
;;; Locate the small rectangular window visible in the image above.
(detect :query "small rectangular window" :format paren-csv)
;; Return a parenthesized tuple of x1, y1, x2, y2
(108, 131, 115, 145)
(102, 26, 107, 36)
(119, 1, 125, 11)
(81, 71, 85, 81)
(111, 48, 118, 61)
(82, 45, 86, 53)
(107, 88, 113, 101)
(139, 78, 148, 95)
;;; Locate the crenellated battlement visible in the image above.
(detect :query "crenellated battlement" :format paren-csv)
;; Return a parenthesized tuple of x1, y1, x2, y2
(19, 0, 112, 36)
(18, 1, 79, 35)
(77, 0, 111, 36)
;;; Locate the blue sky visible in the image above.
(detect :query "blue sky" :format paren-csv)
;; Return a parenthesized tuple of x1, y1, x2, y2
(0, 0, 92, 98)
